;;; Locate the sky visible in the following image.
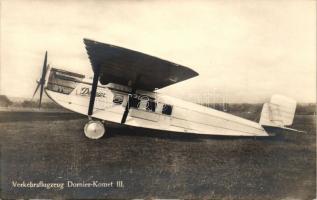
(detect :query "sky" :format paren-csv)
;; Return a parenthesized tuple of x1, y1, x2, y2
(0, 0, 316, 103)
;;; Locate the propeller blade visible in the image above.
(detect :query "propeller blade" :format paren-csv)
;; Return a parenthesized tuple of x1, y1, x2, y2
(32, 83, 41, 99)
(37, 51, 48, 109)
(39, 80, 44, 108)
(41, 51, 48, 84)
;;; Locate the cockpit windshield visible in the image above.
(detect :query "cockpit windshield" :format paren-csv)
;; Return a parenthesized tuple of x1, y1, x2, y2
(47, 68, 85, 94)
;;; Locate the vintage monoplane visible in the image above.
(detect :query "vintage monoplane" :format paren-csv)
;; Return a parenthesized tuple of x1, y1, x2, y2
(32, 39, 301, 139)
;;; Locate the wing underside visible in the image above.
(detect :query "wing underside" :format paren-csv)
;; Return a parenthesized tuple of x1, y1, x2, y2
(83, 38, 198, 91)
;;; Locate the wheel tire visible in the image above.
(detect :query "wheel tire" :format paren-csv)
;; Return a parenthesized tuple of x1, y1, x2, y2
(84, 120, 105, 139)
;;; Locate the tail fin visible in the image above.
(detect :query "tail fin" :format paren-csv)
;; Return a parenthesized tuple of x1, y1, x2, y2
(259, 95, 303, 133)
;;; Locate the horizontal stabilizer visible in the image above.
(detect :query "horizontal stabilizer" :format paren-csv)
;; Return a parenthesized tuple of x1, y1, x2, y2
(262, 125, 306, 133)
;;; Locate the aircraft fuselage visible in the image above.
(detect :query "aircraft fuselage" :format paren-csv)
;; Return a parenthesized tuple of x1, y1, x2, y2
(45, 67, 269, 137)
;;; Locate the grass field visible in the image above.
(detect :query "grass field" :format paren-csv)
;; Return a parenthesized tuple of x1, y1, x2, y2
(0, 111, 315, 199)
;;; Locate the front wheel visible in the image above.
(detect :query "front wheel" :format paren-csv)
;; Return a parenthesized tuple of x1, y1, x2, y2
(84, 120, 105, 139)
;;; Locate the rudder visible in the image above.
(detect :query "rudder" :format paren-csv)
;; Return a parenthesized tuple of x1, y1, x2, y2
(259, 95, 296, 127)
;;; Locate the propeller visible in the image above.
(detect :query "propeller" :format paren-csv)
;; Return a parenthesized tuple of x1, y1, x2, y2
(32, 51, 48, 109)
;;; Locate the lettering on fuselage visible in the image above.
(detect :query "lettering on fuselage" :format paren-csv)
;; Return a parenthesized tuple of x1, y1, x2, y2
(77, 87, 106, 97)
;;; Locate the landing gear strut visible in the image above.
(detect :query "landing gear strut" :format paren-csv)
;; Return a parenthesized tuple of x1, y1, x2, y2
(84, 120, 105, 139)
(84, 56, 106, 139)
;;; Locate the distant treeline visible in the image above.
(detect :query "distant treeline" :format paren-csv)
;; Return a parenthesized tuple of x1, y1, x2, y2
(201, 103, 316, 115)
(0, 95, 13, 107)
(0, 95, 60, 109)
(0, 95, 316, 114)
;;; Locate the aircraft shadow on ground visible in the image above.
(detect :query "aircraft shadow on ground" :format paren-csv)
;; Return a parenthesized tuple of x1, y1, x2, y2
(106, 124, 284, 143)
(0, 111, 85, 122)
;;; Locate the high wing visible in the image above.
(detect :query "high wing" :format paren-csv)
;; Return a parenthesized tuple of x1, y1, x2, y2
(83, 38, 199, 91)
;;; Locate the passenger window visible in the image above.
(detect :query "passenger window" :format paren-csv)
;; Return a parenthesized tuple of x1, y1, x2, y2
(138, 98, 148, 110)
(113, 94, 123, 104)
(130, 95, 140, 108)
(162, 104, 173, 115)
(147, 101, 156, 112)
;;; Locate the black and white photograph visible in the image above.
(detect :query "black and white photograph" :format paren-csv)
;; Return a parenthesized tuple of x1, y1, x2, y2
(0, 0, 316, 199)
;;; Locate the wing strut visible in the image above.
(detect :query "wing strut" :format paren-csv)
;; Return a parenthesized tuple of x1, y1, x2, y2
(121, 94, 132, 124)
(121, 75, 140, 124)
(87, 65, 101, 119)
